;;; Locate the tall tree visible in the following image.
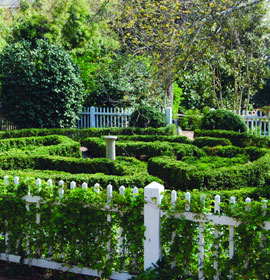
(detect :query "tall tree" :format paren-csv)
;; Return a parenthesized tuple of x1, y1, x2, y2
(113, 0, 268, 107)
(208, 1, 270, 112)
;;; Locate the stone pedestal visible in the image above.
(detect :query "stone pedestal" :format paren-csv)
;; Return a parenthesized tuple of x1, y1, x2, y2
(104, 136, 117, 160)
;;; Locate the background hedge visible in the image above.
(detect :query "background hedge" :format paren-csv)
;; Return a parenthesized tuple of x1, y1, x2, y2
(82, 137, 205, 160)
(0, 126, 175, 142)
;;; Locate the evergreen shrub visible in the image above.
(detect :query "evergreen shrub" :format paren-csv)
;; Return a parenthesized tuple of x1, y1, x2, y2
(82, 137, 205, 160)
(129, 106, 167, 128)
(201, 109, 247, 132)
(0, 135, 81, 157)
(0, 164, 161, 188)
(81, 138, 175, 159)
(117, 135, 192, 144)
(0, 155, 146, 176)
(0, 126, 175, 142)
(0, 39, 85, 128)
(193, 136, 231, 148)
(148, 153, 270, 190)
(194, 129, 270, 148)
(203, 145, 244, 158)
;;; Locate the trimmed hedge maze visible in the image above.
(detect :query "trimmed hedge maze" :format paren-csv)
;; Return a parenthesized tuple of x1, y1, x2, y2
(1, 127, 270, 195)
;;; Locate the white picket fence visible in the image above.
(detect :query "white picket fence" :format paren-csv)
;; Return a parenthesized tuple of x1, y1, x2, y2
(1, 178, 269, 279)
(77, 106, 133, 129)
(240, 110, 270, 137)
(77, 106, 173, 129)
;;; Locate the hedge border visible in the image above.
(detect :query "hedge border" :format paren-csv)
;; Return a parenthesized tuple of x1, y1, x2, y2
(0, 125, 175, 141)
(148, 153, 270, 190)
(194, 129, 270, 148)
(0, 135, 81, 158)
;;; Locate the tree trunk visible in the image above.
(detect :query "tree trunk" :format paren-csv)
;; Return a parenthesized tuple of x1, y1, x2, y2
(166, 82, 174, 109)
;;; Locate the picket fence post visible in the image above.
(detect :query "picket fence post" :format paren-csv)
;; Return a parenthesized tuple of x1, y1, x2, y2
(144, 181, 164, 271)
(90, 106, 95, 128)
(166, 107, 172, 125)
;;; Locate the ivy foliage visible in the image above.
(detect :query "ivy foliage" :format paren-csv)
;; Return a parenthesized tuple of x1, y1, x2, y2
(135, 189, 270, 279)
(0, 178, 145, 278)
(0, 39, 85, 129)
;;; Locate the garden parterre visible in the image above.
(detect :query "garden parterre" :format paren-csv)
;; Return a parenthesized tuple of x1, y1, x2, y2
(0, 127, 270, 194)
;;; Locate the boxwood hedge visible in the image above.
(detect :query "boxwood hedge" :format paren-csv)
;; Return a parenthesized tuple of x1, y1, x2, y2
(0, 155, 161, 188)
(0, 125, 175, 141)
(0, 135, 81, 157)
(193, 136, 232, 148)
(1, 169, 161, 189)
(148, 153, 270, 190)
(82, 137, 205, 160)
(194, 129, 270, 148)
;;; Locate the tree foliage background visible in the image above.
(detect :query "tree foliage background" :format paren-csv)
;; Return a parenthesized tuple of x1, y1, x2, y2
(0, 0, 269, 118)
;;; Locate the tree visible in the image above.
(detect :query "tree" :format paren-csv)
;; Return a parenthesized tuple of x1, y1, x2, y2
(113, 0, 268, 107)
(86, 55, 164, 108)
(208, 1, 270, 112)
(0, 39, 85, 128)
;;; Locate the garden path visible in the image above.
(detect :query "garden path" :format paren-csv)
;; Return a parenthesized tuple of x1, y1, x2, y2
(181, 130, 194, 140)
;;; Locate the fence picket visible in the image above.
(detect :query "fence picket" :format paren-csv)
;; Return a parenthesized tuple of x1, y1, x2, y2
(107, 184, 113, 260)
(94, 183, 100, 194)
(214, 195, 221, 280)
(70, 181, 76, 190)
(119, 186, 125, 265)
(171, 190, 177, 269)
(198, 222, 204, 280)
(185, 192, 191, 212)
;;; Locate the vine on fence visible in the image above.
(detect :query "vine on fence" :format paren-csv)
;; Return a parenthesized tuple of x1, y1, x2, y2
(136, 189, 270, 280)
(0, 176, 145, 279)
(1, 177, 270, 279)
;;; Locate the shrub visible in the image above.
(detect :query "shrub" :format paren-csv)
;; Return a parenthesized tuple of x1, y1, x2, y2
(81, 137, 175, 159)
(0, 39, 85, 128)
(129, 106, 167, 128)
(0, 155, 146, 175)
(170, 143, 206, 160)
(201, 109, 247, 132)
(193, 136, 231, 148)
(0, 126, 175, 142)
(194, 129, 270, 148)
(0, 162, 161, 188)
(0, 135, 81, 158)
(203, 145, 244, 158)
(181, 155, 249, 170)
(117, 135, 192, 144)
(178, 109, 202, 130)
(148, 153, 270, 190)
(82, 137, 204, 160)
